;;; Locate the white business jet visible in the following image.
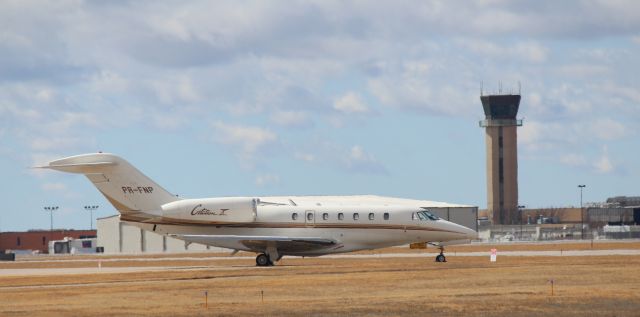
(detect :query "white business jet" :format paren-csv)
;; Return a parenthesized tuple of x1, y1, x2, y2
(40, 153, 477, 266)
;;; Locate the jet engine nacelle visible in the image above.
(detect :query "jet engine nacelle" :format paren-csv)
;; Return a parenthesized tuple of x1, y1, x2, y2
(161, 197, 257, 223)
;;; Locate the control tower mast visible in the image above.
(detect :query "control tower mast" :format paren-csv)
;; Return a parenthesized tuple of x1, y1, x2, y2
(479, 92, 523, 225)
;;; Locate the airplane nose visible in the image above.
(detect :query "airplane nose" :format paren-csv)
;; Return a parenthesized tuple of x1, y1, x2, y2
(449, 222, 478, 240)
(463, 227, 478, 240)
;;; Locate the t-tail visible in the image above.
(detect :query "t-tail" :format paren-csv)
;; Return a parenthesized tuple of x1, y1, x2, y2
(39, 153, 180, 219)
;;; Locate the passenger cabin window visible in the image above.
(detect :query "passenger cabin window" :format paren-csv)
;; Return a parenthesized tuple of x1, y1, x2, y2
(322, 213, 329, 220)
(384, 213, 390, 220)
(368, 213, 374, 220)
(338, 213, 344, 220)
(292, 213, 298, 220)
(307, 213, 314, 221)
(353, 213, 359, 220)
(416, 210, 440, 221)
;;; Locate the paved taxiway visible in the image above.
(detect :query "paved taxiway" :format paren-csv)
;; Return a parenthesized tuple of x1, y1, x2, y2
(2, 242, 640, 316)
(2, 249, 640, 277)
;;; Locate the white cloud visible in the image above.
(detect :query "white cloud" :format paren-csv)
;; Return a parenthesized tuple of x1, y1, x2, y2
(594, 146, 613, 173)
(35, 88, 56, 103)
(29, 137, 87, 152)
(290, 141, 387, 175)
(211, 121, 278, 165)
(333, 92, 369, 114)
(269, 111, 309, 127)
(600, 82, 640, 104)
(367, 62, 475, 116)
(519, 121, 544, 150)
(212, 121, 277, 152)
(0, 102, 41, 121)
(514, 41, 548, 63)
(48, 112, 99, 132)
(343, 145, 387, 174)
(557, 64, 610, 77)
(559, 154, 588, 167)
(90, 70, 129, 93)
(151, 76, 202, 105)
(457, 39, 548, 63)
(42, 182, 68, 192)
(294, 152, 315, 162)
(151, 112, 188, 130)
(521, 118, 628, 152)
(255, 173, 280, 186)
(590, 118, 627, 140)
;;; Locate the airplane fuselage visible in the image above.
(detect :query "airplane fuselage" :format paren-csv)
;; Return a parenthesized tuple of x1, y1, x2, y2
(129, 200, 476, 256)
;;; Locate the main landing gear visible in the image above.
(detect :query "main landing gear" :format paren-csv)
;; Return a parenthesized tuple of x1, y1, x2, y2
(256, 245, 282, 267)
(256, 253, 273, 266)
(435, 246, 447, 263)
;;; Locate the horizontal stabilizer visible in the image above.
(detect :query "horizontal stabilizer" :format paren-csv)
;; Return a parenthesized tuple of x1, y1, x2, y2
(37, 161, 117, 173)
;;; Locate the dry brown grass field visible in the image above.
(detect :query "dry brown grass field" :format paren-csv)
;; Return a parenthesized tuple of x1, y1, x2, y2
(1, 242, 640, 316)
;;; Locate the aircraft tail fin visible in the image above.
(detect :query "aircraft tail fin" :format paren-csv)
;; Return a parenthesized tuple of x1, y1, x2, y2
(39, 153, 179, 215)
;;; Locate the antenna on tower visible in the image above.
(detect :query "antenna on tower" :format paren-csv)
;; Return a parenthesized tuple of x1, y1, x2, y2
(480, 80, 484, 96)
(518, 81, 521, 95)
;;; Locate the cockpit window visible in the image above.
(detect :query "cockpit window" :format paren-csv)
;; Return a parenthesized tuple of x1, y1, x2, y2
(416, 210, 440, 221)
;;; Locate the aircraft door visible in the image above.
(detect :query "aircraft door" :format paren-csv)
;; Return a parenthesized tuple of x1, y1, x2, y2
(305, 210, 315, 226)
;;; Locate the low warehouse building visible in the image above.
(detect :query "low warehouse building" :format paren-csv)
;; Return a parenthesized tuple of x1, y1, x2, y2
(0, 229, 96, 254)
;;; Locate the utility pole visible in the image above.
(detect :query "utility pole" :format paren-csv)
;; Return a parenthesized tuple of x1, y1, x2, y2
(84, 205, 99, 230)
(578, 185, 586, 239)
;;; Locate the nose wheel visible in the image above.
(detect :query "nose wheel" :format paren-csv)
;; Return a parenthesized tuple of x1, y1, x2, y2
(435, 247, 447, 262)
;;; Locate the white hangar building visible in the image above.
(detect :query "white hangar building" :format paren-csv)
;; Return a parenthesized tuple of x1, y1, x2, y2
(97, 215, 228, 253)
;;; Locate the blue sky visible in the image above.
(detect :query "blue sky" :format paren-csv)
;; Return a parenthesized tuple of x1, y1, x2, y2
(1, 1, 639, 231)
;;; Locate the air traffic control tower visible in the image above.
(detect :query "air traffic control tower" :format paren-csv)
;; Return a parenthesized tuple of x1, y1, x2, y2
(480, 93, 522, 225)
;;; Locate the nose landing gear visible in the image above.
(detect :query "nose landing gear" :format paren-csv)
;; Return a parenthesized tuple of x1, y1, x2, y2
(435, 246, 447, 262)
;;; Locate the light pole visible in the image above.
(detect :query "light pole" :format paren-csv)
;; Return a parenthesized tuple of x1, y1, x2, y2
(84, 205, 99, 230)
(518, 205, 526, 240)
(43, 206, 59, 243)
(578, 185, 586, 239)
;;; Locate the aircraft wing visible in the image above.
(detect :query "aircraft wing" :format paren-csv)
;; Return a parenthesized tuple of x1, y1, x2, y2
(172, 235, 340, 254)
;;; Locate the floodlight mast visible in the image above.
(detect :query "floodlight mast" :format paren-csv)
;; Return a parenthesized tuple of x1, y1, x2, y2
(84, 205, 99, 230)
(578, 185, 586, 239)
(43, 206, 59, 245)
